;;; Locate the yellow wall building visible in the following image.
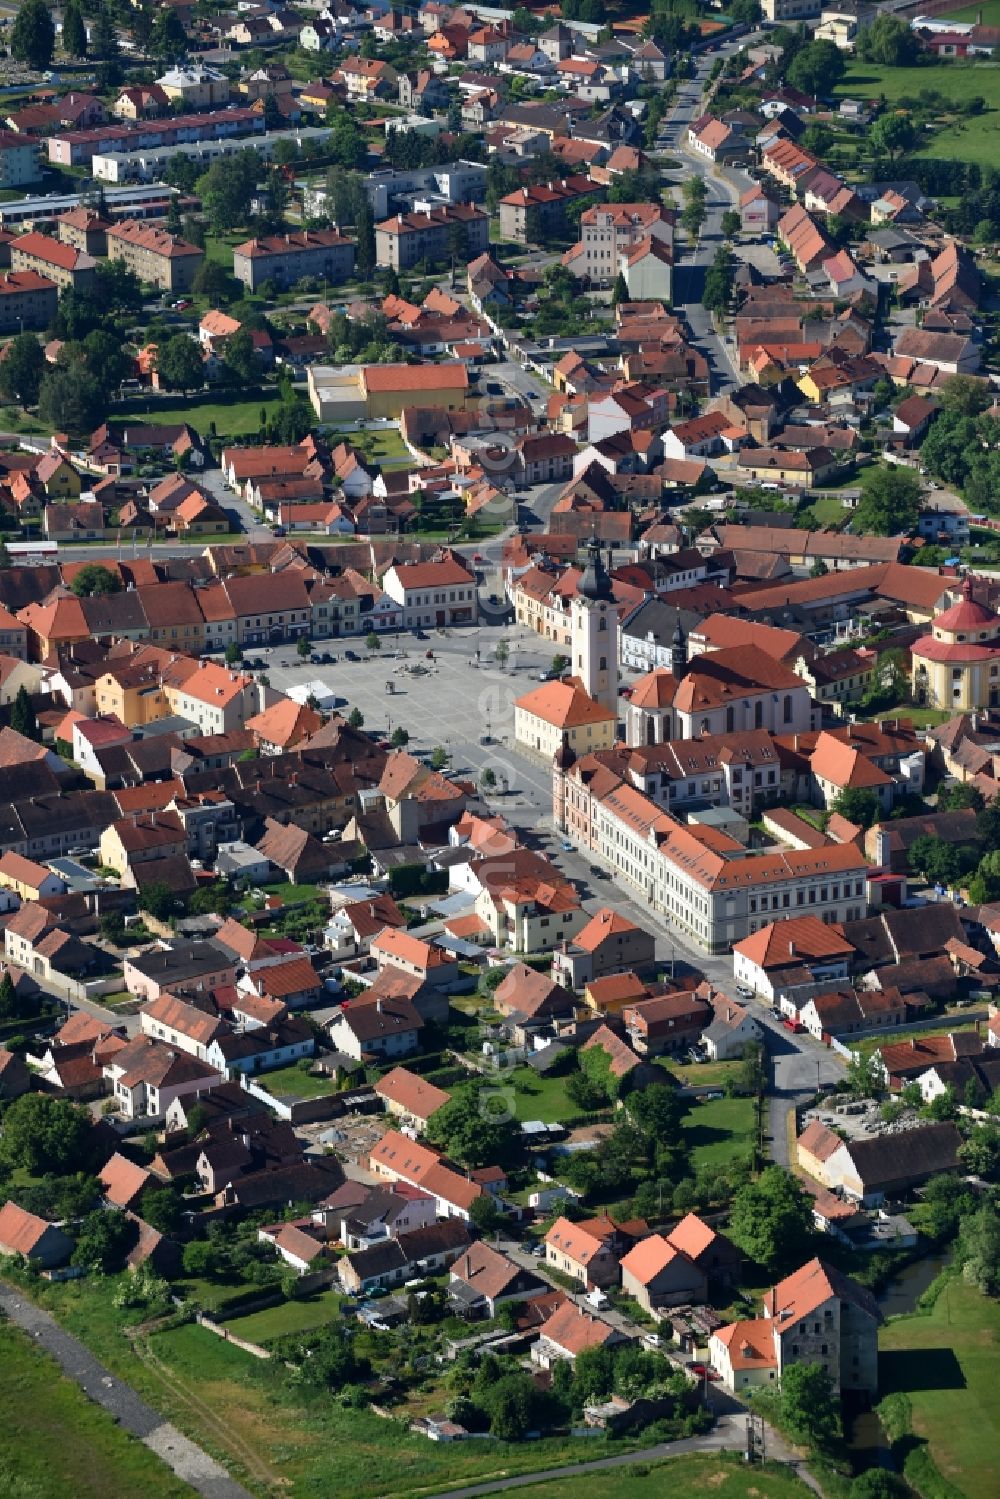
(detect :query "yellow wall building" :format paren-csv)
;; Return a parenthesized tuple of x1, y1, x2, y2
(911, 580, 1000, 712)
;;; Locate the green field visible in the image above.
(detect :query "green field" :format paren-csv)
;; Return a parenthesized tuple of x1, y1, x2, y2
(112, 391, 281, 439)
(225, 1288, 345, 1345)
(329, 424, 413, 470)
(505, 1067, 591, 1124)
(879, 1276, 1000, 1499)
(512, 1454, 813, 1499)
(680, 1094, 756, 1171)
(840, 59, 1000, 107)
(0, 1314, 193, 1499)
(669, 1060, 743, 1089)
(941, 0, 1000, 21)
(258, 1063, 340, 1099)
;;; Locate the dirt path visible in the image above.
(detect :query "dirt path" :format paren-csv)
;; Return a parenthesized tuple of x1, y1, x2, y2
(0, 1283, 254, 1499)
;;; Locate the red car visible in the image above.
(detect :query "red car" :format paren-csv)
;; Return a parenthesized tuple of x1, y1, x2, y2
(690, 1363, 720, 1381)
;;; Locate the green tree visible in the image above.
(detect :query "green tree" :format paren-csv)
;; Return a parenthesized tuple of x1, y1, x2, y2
(730, 0, 761, 23)
(494, 640, 509, 670)
(224, 641, 242, 665)
(959, 1123, 1000, 1179)
(141, 1182, 183, 1234)
(846, 1047, 885, 1100)
(72, 1207, 132, 1273)
(1, 1094, 92, 1175)
(611, 270, 628, 306)
(728, 1166, 813, 1271)
(0, 333, 44, 410)
(11, 0, 54, 69)
(787, 39, 845, 100)
(142, 881, 178, 922)
(721, 209, 741, 239)
(90, 4, 119, 63)
(222, 327, 257, 385)
(478, 1371, 539, 1440)
(37, 368, 106, 433)
(430, 745, 448, 771)
(182, 1239, 224, 1279)
(155, 334, 204, 394)
(69, 563, 121, 598)
(469, 1193, 504, 1234)
(366, 631, 381, 653)
(939, 375, 990, 418)
(197, 152, 260, 233)
(941, 782, 984, 812)
(390, 726, 409, 748)
(870, 113, 916, 163)
(852, 466, 921, 536)
(151, 7, 187, 58)
(856, 14, 920, 66)
(850, 1472, 908, 1499)
(426, 1085, 518, 1168)
(62, 0, 87, 58)
(295, 636, 311, 659)
(480, 767, 497, 790)
(0, 970, 20, 1019)
(10, 684, 39, 742)
(779, 1362, 842, 1452)
(831, 786, 880, 829)
(347, 707, 364, 729)
(192, 260, 239, 305)
(959, 1204, 1000, 1295)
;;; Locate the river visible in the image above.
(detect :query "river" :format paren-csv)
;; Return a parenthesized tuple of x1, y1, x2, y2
(847, 1248, 955, 1473)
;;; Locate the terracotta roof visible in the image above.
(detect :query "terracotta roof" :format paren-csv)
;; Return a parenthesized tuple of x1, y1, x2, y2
(99, 1150, 151, 1209)
(667, 1212, 720, 1264)
(734, 916, 855, 971)
(515, 679, 616, 729)
(374, 1065, 450, 1121)
(763, 1256, 878, 1326)
(619, 1232, 690, 1286)
(581, 1024, 640, 1078)
(713, 1318, 776, 1371)
(797, 1118, 843, 1164)
(0, 1201, 57, 1257)
(573, 905, 641, 952)
(539, 1300, 616, 1356)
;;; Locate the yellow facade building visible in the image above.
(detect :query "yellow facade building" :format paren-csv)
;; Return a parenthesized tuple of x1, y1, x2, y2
(911, 579, 1000, 712)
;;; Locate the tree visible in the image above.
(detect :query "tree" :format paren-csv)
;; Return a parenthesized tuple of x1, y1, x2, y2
(142, 881, 178, 922)
(156, 335, 204, 394)
(856, 15, 920, 67)
(72, 1207, 132, 1273)
(850, 1473, 908, 1499)
(477, 1370, 541, 1440)
(959, 1122, 1000, 1179)
(730, 0, 761, 22)
(0, 332, 43, 410)
(222, 327, 257, 385)
(390, 727, 409, 748)
(151, 7, 187, 58)
(625, 1081, 686, 1143)
(779, 1362, 842, 1452)
(480, 767, 497, 791)
(959, 1204, 1000, 1295)
(182, 1239, 224, 1279)
(940, 375, 990, 418)
(430, 746, 448, 771)
(469, 1193, 503, 1234)
(0, 1094, 92, 1175)
(728, 1166, 813, 1271)
(366, 631, 381, 653)
(197, 152, 260, 233)
(831, 786, 880, 829)
(347, 707, 364, 729)
(11, 0, 54, 69)
(941, 781, 984, 812)
(9, 685, 39, 743)
(852, 466, 921, 536)
(0, 970, 18, 1020)
(37, 368, 106, 434)
(427, 1085, 518, 1168)
(69, 563, 121, 598)
(62, 0, 87, 58)
(494, 640, 509, 670)
(141, 1182, 183, 1235)
(871, 113, 916, 164)
(721, 209, 741, 240)
(224, 641, 242, 665)
(192, 260, 239, 305)
(846, 1047, 885, 1100)
(296, 635, 312, 659)
(611, 271, 628, 307)
(90, 5, 119, 63)
(787, 39, 845, 100)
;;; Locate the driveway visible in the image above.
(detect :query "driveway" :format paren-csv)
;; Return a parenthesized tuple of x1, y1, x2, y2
(0, 1284, 253, 1499)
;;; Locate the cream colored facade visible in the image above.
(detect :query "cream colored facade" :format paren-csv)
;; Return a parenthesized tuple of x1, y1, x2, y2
(911, 585, 1000, 713)
(513, 701, 615, 760)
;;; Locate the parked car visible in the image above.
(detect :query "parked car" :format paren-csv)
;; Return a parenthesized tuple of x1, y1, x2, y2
(345, 649, 360, 662)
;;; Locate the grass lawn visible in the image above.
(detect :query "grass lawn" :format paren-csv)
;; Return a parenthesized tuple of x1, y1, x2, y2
(890, 706, 955, 728)
(259, 1063, 339, 1099)
(879, 1276, 999, 1499)
(258, 880, 327, 906)
(800, 494, 848, 528)
(8, 1274, 655, 1499)
(669, 1060, 743, 1089)
(681, 1095, 756, 1171)
(112, 391, 281, 439)
(0, 1315, 193, 1499)
(512, 1454, 814, 1499)
(839, 59, 1000, 107)
(225, 1288, 345, 1346)
(330, 424, 412, 471)
(937, 0, 1000, 21)
(505, 1067, 588, 1124)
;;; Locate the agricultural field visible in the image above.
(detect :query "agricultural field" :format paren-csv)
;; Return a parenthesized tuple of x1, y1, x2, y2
(513, 1455, 815, 1499)
(880, 1276, 1000, 1499)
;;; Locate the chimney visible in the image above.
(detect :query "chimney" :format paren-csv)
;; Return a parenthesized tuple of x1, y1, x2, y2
(788, 941, 796, 957)
(376, 998, 383, 1014)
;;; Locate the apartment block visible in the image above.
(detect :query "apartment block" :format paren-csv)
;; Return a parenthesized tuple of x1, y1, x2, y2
(498, 175, 602, 246)
(0, 270, 57, 332)
(10, 230, 96, 292)
(0, 131, 41, 187)
(106, 220, 204, 293)
(375, 205, 489, 271)
(233, 228, 356, 292)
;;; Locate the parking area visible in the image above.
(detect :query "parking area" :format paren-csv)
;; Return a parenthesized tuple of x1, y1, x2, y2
(257, 622, 572, 808)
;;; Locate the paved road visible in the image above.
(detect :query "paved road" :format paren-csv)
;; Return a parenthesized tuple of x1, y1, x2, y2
(0, 1284, 253, 1499)
(420, 1415, 818, 1499)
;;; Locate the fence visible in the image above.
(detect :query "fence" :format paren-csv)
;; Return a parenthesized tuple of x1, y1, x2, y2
(196, 1313, 271, 1360)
